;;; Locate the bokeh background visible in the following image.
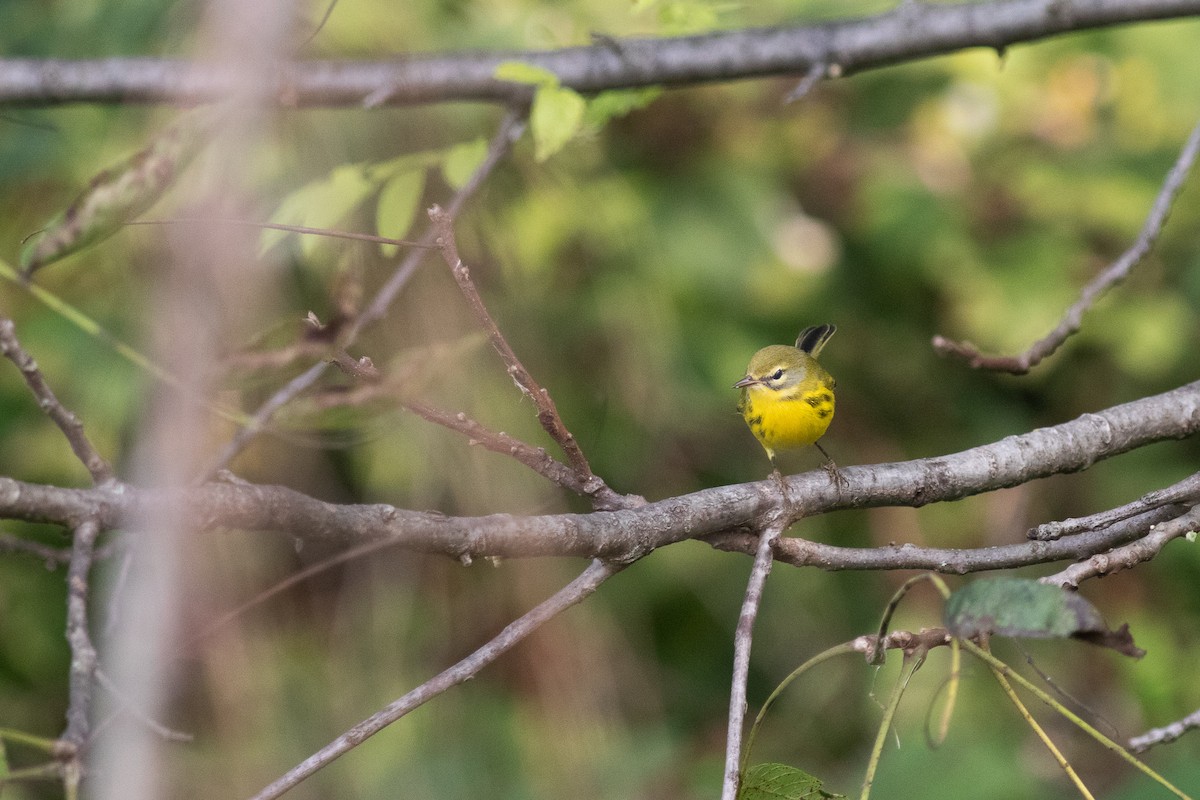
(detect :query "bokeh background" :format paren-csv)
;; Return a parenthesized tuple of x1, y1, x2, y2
(1, 1, 1200, 798)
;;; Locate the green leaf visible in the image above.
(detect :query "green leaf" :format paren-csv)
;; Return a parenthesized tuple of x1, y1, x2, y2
(584, 87, 663, 130)
(658, 0, 721, 35)
(530, 85, 586, 162)
(375, 169, 426, 257)
(441, 138, 489, 190)
(20, 112, 211, 276)
(494, 60, 560, 88)
(261, 164, 375, 258)
(739, 763, 842, 799)
(944, 577, 1144, 657)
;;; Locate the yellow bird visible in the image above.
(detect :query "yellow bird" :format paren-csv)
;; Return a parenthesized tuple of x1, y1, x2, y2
(734, 324, 837, 470)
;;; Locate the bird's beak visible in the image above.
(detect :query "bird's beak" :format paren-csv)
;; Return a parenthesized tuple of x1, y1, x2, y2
(733, 375, 759, 389)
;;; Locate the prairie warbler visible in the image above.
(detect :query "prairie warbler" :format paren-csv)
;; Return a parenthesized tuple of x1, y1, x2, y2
(734, 324, 837, 469)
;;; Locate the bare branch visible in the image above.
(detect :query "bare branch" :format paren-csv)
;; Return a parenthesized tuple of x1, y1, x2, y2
(249, 558, 622, 800)
(722, 510, 788, 800)
(93, 670, 194, 744)
(783, 61, 828, 104)
(934, 114, 1200, 374)
(1040, 504, 1200, 587)
(402, 398, 622, 501)
(202, 109, 526, 476)
(0, 530, 72, 565)
(0, 317, 114, 484)
(1028, 471, 1200, 540)
(63, 519, 101, 749)
(0, 379, 1197, 570)
(729, 504, 1181, 573)
(429, 205, 625, 510)
(851, 627, 952, 659)
(2, 1, 1199, 107)
(1129, 707, 1200, 753)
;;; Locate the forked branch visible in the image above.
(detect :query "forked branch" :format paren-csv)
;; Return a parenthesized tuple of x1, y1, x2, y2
(934, 115, 1200, 374)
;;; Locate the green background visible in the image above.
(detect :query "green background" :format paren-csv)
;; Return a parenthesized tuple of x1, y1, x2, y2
(1, 1, 1199, 798)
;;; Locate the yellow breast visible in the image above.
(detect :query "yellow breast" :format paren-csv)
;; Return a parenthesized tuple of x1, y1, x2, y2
(740, 381, 835, 455)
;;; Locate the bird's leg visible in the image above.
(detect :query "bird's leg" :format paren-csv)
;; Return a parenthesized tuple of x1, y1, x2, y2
(768, 456, 798, 517)
(815, 442, 847, 490)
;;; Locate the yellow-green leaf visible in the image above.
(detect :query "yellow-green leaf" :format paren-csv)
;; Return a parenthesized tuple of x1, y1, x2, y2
(658, 0, 721, 35)
(261, 164, 375, 258)
(375, 169, 426, 257)
(493, 60, 560, 88)
(584, 87, 663, 130)
(531, 85, 586, 162)
(441, 138, 489, 189)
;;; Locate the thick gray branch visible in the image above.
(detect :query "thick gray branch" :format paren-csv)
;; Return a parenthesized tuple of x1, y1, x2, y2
(1, 380, 1197, 571)
(2, 0, 1199, 106)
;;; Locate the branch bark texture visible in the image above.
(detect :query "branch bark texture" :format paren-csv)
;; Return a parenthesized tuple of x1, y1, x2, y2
(2, 0, 1198, 107)
(1, 379, 1197, 570)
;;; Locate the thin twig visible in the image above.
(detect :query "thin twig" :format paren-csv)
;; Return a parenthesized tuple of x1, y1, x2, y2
(428, 205, 624, 510)
(62, 519, 101, 754)
(1029, 471, 1200, 540)
(186, 537, 403, 649)
(296, 0, 341, 49)
(721, 511, 788, 800)
(403, 399, 621, 500)
(0, 530, 72, 565)
(248, 558, 622, 800)
(961, 639, 1192, 799)
(202, 109, 526, 477)
(859, 651, 924, 800)
(721, 504, 1182, 574)
(0, 317, 114, 484)
(92, 670, 194, 744)
(128, 218, 436, 251)
(1129, 707, 1200, 753)
(784, 61, 828, 103)
(934, 114, 1200, 374)
(1040, 504, 1200, 588)
(988, 653, 1095, 799)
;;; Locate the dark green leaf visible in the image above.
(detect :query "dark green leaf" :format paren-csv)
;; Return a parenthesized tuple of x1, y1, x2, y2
(739, 763, 842, 799)
(944, 578, 1144, 657)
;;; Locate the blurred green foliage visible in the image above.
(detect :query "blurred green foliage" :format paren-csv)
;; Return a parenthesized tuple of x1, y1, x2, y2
(1, 1, 1199, 798)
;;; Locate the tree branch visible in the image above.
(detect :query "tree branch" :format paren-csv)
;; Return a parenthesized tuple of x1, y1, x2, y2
(2, 0, 1198, 107)
(202, 108, 526, 476)
(0, 317, 114, 484)
(1039, 504, 1200, 587)
(249, 558, 622, 800)
(429, 205, 628, 510)
(1028, 471, 1200, 540)
(62, 519, 101, 766)
(1129, 707, 1200, 753)
(934, 114, 1200, 373)
(0, 379, 1196, 571)
(722, 511, 788, 800)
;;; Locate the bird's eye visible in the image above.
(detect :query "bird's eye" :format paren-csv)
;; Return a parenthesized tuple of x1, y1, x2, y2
(770, 368, 784, 381)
